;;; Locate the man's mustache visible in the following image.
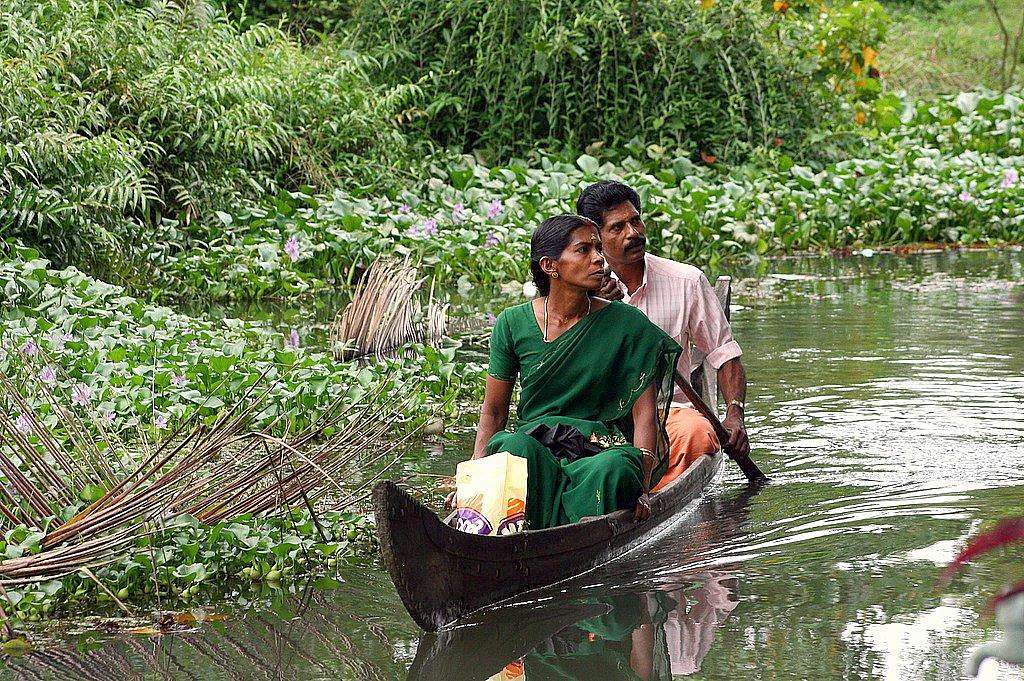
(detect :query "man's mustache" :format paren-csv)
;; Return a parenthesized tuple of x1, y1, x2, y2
(625, 237, 646, 250)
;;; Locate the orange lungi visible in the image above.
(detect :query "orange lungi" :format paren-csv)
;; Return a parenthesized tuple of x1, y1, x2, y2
(651, 407, 719, 493)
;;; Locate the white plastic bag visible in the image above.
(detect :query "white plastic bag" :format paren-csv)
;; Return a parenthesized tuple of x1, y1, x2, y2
(452, 452, 527, 535)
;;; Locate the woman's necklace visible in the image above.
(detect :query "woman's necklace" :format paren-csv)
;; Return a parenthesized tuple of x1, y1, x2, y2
(543, 295, 591, 342)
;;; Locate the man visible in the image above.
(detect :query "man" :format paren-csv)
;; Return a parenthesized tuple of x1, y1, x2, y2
(576, 180, 749, 491)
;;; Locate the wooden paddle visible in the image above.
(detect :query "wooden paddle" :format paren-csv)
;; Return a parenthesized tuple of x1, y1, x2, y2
(673, 370, 767, 483)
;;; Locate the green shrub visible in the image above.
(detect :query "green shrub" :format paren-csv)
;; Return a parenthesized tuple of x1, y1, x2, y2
(226, 0, 352, 37)
(0, 0, 416, 271)
(351, 0, 842, 162)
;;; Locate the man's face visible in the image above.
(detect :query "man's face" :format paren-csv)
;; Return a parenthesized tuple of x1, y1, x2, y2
(598, 201, 647, 266)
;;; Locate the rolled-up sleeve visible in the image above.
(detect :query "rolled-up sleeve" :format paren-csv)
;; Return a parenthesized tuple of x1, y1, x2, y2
(687, 274, 742, 370)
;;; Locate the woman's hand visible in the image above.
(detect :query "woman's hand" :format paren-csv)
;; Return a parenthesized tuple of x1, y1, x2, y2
(634, 492, 652, 522)
(444, 489, 458, 512)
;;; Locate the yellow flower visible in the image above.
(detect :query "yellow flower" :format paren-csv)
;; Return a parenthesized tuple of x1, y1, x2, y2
(772, 0, 789, 12)
(700, 0, 715, 8)
(854, 110, 867, 125)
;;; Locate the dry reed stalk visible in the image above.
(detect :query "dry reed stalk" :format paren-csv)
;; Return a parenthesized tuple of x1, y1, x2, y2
(0, 357, 443, 586)
(0, 258, 456, 589)
(330, 259, 448, 360)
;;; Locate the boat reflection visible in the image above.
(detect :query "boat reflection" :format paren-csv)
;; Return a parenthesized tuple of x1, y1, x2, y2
(409, 481, 763, 680)
(407, 574, 739, 681)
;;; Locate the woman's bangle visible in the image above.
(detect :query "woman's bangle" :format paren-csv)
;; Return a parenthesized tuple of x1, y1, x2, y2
(638, 447, 655, 459)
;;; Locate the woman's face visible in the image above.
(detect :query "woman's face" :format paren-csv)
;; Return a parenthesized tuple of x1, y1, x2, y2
(543, 225, 607, 293)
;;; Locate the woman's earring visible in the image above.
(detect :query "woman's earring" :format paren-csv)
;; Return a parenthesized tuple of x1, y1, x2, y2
(551, 272, 559, 279)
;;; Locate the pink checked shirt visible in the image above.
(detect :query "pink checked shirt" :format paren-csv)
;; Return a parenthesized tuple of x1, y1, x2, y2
(614, 254, 742, 405)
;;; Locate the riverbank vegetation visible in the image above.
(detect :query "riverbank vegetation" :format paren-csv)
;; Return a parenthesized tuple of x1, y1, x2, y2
(1, 0, 1022, 628)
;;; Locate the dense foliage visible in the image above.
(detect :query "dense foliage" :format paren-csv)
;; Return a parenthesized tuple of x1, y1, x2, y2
(1, 509, 375, 620)
(0, 242, 481, 615)
(0, 0, 416, 273)
(152, 89, 1023, 300)
(351, 0, 857, 162)
(0, 244, 472, 437)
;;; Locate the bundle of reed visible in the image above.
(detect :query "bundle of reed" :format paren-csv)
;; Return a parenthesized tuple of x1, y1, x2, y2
(0, 359, 448, 585)
(330, 259, 448, 360)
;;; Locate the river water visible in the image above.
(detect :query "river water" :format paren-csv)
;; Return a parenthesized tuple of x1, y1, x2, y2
(4, 248, 1023, 680)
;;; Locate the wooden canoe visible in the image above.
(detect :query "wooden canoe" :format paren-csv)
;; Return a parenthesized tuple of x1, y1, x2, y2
(373, 277, 734, 632)
(405, 482, 765, 680)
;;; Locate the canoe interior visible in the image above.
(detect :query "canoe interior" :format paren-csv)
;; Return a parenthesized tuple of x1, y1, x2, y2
(374, 277, 734, 631)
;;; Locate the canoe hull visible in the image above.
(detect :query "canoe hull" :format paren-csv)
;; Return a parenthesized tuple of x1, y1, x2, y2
(373, 451, 725, 631)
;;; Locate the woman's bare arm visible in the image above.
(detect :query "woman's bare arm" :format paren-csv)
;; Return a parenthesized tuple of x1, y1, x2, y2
(472, 375, 514, 459)
(631, 383, 659, 490)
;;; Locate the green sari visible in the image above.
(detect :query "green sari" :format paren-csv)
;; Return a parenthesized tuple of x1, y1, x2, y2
(487, 300, 681, 529)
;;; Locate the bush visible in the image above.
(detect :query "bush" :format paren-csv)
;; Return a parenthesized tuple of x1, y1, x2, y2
(226, 0, 352, 37)
(351, 0, 847, 162)
(0, 0, 417, 272)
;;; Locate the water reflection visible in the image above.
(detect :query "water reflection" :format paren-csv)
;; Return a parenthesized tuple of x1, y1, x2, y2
(407, 578, 741, 681)
(4, 249, 1024, 680)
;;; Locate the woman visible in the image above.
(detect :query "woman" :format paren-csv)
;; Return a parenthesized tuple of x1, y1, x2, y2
(462, 214, 682, 530)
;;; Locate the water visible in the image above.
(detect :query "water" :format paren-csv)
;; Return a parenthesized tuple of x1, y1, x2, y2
(4, 249, 1023, 680)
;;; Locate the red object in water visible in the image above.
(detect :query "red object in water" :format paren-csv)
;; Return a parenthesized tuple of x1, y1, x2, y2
(940, 517, 1024, 585)
(991, 579, 1024, 609)
(700, 150, 717, 165)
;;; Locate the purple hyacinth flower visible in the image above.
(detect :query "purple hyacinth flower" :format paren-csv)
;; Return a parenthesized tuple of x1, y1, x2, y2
(71, 383, 92, 407)
(487, 199, 503, 219)
(39, 367, 56, 384)
(171, 374, 187, 388)
(1002, 168, 1019, 189)
(14, 413, 32, 434)
(284, 235, 301, 263)
(21, 339, 38, 357)
(484, 232, 500, 247)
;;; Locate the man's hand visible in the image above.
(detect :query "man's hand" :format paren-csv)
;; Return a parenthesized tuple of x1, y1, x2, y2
(596, 269, 624, 301)
(721, 411, 749, 459)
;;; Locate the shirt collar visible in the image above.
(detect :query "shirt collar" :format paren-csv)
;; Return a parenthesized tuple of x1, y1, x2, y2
(610, 254, 649, 303)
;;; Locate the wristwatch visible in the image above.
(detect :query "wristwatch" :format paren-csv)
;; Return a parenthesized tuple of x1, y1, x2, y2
(727, 399, 745, 412)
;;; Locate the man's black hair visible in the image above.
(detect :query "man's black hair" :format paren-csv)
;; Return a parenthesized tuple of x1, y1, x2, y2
(575, 180, 641, 229)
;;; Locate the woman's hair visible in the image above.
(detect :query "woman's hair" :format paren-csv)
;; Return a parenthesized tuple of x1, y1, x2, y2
(575, 180, 641, 229)
(529, 214, 598, 296)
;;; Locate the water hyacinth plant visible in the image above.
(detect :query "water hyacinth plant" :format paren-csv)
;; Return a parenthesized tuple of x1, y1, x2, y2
(0, 243, 482, 617)
(152, 88, 1023, 303)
